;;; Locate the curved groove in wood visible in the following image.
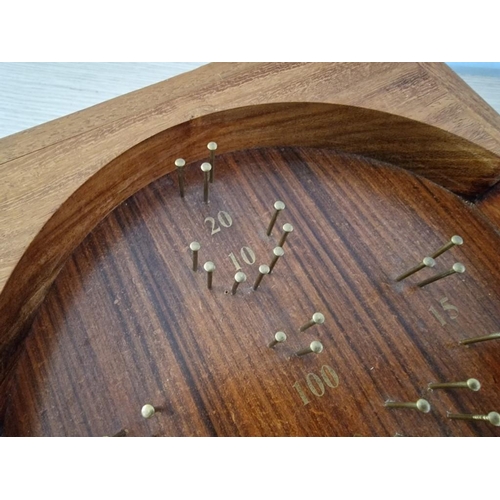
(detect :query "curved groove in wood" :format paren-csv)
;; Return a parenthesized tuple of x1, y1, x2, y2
(2, 62, 500, 416)
(477, 182, 500, 230)
(5, 146, 500, 436)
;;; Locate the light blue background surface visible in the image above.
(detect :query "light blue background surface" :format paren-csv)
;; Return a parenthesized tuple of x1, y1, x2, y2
(0, 63, 499, 140)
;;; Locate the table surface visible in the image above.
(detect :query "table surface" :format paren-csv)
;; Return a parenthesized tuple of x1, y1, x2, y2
(0, 63, 499, 140)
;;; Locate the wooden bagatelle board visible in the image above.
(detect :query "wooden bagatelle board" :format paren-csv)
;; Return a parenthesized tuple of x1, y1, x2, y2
(0, 63, 499, 435)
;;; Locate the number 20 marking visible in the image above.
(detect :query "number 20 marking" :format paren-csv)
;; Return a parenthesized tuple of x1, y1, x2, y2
(204, 210, 233, 236)
(292, 365, 340, 406)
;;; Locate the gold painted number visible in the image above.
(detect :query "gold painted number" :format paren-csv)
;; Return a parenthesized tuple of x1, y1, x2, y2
(429, 297, 459, 326)
(292, 365, 340, 406)
(228, 246, 256, 270)
(204, 210, 233, 236)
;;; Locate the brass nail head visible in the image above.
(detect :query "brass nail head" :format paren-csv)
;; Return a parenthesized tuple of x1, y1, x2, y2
(201, 162, 212, 202)
(278, 223, 294, 247)
(268, 331, 287, 348)
(430, 235, 463, 259)
(269, 246, 284, 273)
(190, 241, 201, 271)
(231, 271, 247, 295)
(447, 411, 500, 426)
(207, 143, 217, 182)
(416, 262, 465, 288)
(253, 264, 270, 291)
(295, 340, 323, 357)
(428, 378, 481, 391)
(204, 261, 215, 289)
(385, 399, 431, 413)
(299, 312, 325, 332)
(395, 256, 435, 282)
(175, 158, 186, 197)
(266, 201, 286, 236)
(141, 404, 155, 419)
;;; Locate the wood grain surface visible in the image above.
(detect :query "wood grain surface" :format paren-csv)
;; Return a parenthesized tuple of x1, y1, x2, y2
(2, 62, 500, 432)
(4, 147, 500, 436)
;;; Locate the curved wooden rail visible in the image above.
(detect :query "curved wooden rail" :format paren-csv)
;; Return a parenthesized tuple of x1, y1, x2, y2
(1, 62, 500, 413)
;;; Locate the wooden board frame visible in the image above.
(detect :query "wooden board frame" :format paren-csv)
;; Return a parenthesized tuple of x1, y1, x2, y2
(1, 62, 500, 417)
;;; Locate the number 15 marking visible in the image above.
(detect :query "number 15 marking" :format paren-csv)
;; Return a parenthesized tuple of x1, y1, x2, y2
(429, 297, 458, 326)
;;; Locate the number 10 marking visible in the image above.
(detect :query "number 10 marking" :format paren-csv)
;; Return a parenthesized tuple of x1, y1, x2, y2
(228, 246, 256, 270)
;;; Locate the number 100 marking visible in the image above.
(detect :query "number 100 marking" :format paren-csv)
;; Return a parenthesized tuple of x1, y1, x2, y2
(292, 365, 340, 406)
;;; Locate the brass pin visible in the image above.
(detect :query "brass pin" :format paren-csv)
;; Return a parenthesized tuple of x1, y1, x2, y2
(428, 378, 481, 391)
(268, 331, 287, 348)
(278, 223, 294, 247)
(459, 332, 500, 346)
(430, 235, 463, 259)
(201, 162, 212, 203)
(141, 404, 156, 419)
(253, 265, 270, 291)
(204, 261, 215, 290)
(269, 246, 284, 273)
(295, 340, 323, 357)
(395, 256, 435, 282)
(207, 142, 217, 183)
(231, 271, 247, 295)
(416, 262, 465, 288)
(384, 399, 431, 413)
(190, 241, 201, 271)
(266, 201, 286, 236)
(299, 312, 325, 333)
(447, 411, 500, 426)
(175, 158, 186, 198)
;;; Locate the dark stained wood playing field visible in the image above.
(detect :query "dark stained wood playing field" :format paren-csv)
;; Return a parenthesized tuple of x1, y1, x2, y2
(3, 147, 500, 436)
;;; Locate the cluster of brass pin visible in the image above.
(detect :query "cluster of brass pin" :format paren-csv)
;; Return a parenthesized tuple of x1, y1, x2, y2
(174, 142, 218, 202)
(188, 198, 295, 294)
(267, 332, 324, 358)
(393, 235, 499, 427)
(249, 205, 293, 293)
(385, 376, 500, 427)
(266, 311, 325, 359)
(260, 202, 325, 357)
(395, 235, 465, 287)
(189, 241, 217, 291)
(189, 240, 218, 291)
